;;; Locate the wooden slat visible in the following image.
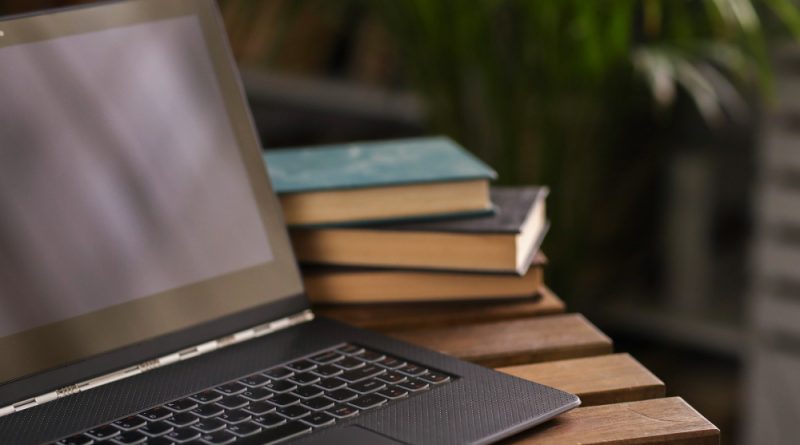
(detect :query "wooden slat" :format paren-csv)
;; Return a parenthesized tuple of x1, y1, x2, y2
(506, 397, 719, 445)
(315, 286, 564, 331)
(388, 313, 612, 368)
(498, 353, 665, 406)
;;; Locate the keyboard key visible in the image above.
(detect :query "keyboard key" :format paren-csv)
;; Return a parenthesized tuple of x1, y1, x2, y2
(378, 386, 409, 399)
(220, 409, 252, 425)
(57, 434, 94, 445)
(398, 364, 427, 376)
(301, 412, 335, 427)
(165, 427, 201, 443)
(326, 388, 358, 402)
(313, 364, 343, 377)
(235, 421, 310, 444)
(293, 385, 324, 399)
(191, 404, 225, 418)
(244, 400, 276, 415)
(350, 378, 386, 394)
(228, 421, 262, 437)
(165, 398, 198, 413)
(147, 437, 175, 445)
(317, 377, 347, 390)
(340, 365, 384, 382)
(252, 413, 286, 428)
(193, 418, 226, 433)
(270, 393, 300, 407)
(310, 351, 343, 364)
(112, 416, 147, 431)
(334, 357, 365, 370)
(287, 360, 316, 372)
(200, 430, 237, 444)
(111, 431, 147, 444)
(377, 372, 407, 384)
(290, 372, 320, 386)
(302, 396, 334, 411)
(216, 395, 249, 410)
(264, 380, 296, 393)
(166, 412, 198, 427)
(349, 394, 387, 410)
(262, 367, 293, 380)
(327, 404, 359, 419)
(240, 373, 271, 388)
(356, 350, 385, 362)
(86, 425, 120, 440)
(337, 344, 364, 355)
(276, 404, 310, 420)
(289, 372, 319, 385)
(140, 421, 174, 437)
(378, 357, 406, 369)
(419, 372, 451, 384)
(398, 379, 430, 392)
(139, 406, 173, 422)
(241, 387, 273, 402)
(215, 382, 247, 395)
(191, 390, 223, 404)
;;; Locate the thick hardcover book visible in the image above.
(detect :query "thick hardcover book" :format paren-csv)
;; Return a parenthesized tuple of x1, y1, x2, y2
(291, 186, 548, 275)
(263, 136, 496, 225)
(301, 253, 546, 304)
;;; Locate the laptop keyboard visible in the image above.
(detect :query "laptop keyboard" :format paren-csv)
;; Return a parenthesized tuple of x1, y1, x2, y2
(54, 344, 454, 445)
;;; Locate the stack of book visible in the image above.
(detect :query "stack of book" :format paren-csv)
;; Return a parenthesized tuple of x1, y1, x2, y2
(264, 137, 549, 304)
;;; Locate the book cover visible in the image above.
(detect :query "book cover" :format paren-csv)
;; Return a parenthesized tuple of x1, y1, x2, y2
(368, 186, 547, 234)
(264, 136, 497, 194)
(290, 186, 548, 273)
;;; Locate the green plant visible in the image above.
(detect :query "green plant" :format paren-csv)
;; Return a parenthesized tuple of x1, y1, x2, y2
(362, 0, 800, 299)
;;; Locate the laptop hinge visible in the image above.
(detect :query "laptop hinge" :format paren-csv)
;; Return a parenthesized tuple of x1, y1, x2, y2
(0, 309, 314, 419)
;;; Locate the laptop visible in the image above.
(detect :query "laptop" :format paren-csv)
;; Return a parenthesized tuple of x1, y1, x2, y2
(0, 1, 580, 444)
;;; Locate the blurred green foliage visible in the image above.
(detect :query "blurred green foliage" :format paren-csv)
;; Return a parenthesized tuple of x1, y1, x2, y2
(366, 0, 800, 175)
(361, 0, 800, 299)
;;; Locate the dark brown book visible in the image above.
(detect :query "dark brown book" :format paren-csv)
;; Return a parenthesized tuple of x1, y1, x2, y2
(302, 253, 546, 304)
(292, 186, 547, 275)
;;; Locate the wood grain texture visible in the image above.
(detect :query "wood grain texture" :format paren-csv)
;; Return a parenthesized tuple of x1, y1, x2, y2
(506, 397, 719, 444)
(499, 353, 665, 406)
(387, 313, 612, 367)
(315, 286, 564, 331)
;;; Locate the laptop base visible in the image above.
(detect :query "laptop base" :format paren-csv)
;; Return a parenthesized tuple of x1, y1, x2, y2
(0, 317, 578, 445)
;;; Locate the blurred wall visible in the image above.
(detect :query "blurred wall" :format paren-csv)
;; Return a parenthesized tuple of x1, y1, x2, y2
(745, 44, 800, 445)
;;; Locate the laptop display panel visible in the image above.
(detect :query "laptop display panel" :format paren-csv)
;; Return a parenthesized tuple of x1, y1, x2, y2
(0, 0, 304, 397)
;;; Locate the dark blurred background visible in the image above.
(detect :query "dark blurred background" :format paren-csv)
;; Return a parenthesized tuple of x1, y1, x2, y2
(5, 1, 800, 443)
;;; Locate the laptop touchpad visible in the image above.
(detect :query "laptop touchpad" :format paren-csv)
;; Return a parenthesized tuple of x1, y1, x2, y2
(299, 426, 406, 444)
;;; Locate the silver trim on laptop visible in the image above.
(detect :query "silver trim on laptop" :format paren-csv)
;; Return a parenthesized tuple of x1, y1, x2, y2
(0, 309, 315, 419)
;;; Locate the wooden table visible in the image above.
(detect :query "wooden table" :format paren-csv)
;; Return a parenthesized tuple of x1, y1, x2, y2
(316, 287, 720, 444)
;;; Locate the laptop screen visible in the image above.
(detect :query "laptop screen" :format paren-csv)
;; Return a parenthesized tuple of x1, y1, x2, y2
(0, 1, 303, 387)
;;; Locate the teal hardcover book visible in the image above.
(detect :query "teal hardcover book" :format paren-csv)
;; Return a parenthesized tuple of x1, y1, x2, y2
(263, 136, 497, 194)
(263, 136, 497, 226)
